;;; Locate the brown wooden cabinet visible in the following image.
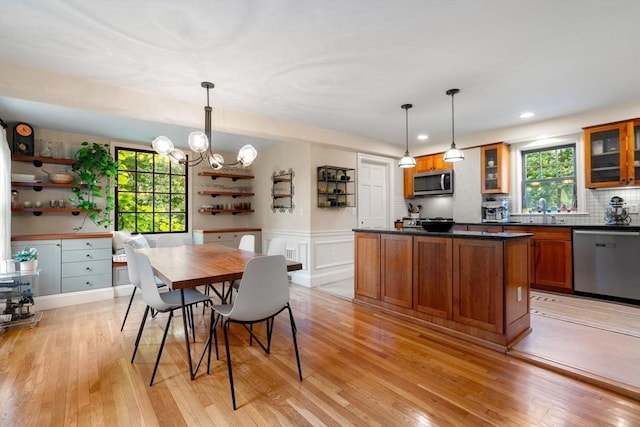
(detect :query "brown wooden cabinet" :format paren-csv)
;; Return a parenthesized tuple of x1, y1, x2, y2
(354, 230, 531, 349)
(584, 119, 640, 188)
(467, 224, 503, 233)
(481, 142, 510, 194)
(403, 152, 446, 198)
(354, 232, 381, 300)
(504, 226, 572, 293)
(413, 236, 452, 319)
(381, 234, 413, 308)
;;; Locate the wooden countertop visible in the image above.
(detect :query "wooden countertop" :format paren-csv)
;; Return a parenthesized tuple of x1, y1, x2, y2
(193, 228, 262, 233)
(11, 232, 113, 241)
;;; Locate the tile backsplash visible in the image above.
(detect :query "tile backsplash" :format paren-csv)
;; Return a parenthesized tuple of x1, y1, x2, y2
(511, 187, 640, 225)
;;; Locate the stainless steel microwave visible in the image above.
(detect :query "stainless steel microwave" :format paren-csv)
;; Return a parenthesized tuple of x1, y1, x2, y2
(413, 170, 454, 195)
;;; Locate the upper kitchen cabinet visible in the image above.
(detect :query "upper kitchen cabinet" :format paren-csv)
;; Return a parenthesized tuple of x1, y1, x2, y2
(481, 142, 510, 194)
(403, 152, 446, 198)
(584, 118, 640, 188)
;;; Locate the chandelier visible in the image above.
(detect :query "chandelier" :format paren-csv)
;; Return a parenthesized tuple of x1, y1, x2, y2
(151, 82, 257, 169)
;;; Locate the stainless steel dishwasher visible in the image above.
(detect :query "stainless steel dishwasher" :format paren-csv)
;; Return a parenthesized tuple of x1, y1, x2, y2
(573, 229, 640, 301)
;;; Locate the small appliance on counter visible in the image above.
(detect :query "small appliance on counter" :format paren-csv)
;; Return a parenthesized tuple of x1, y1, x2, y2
(482, 196, 510, 223)
(402, 217, 426, 228)
(604, 196, 631, 225)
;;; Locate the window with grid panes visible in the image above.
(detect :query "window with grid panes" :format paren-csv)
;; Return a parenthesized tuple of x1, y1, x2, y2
(115, 147, 188, 233)
(521, 144, 577, 212)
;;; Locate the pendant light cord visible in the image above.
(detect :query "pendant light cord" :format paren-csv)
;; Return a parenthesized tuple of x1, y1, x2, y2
(405, 107, 409, 154)
(450, 92, 455, 144)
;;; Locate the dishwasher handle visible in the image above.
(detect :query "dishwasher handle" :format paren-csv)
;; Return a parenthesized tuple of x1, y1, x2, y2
(595, 242, 616, 248)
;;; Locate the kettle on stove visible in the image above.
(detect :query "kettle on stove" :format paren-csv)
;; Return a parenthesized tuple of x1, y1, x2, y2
(604, 196, 631, 225)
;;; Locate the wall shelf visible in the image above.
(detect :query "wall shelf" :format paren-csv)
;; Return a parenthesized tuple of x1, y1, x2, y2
(11, 154, 76, 167)
(198, 171, 254, 181)
(317, 165, 355, 208)
(198, 208, 255, 215)
(198, 190, 255, 198)
(271, 169, 294, 213)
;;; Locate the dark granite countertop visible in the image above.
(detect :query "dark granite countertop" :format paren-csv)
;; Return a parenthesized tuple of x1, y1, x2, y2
(458, 222, 640, 232)
(353, 228, 533, 240)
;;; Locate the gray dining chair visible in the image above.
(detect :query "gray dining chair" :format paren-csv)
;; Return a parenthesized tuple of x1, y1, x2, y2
(207, 254, 302, 410)
(130, 250, 211, 385)
(120, 244, 168, 331)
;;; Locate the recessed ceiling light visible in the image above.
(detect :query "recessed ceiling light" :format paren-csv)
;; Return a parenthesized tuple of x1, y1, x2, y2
(520, 112, 535, 119)
(417, 134, 428, 140)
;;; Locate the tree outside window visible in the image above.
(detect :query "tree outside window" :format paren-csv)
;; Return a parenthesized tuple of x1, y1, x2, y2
(115, 148, 188, 233)
(522, 144, 576, 212)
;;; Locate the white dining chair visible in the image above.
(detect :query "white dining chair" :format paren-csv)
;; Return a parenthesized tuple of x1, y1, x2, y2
(210, 234, 256, 304)
(120, 244, 168, 331)
(267, 237, 287, 257)
(237, 235, 255, 251)
(130, 250, 211, 385)
(207, 255, 302, 410)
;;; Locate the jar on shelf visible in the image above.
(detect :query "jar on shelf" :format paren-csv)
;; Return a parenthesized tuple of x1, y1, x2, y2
(11, 190, 19, 208)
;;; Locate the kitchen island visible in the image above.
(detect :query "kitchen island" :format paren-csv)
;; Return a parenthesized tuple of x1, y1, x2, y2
(353, 228, 533, 351)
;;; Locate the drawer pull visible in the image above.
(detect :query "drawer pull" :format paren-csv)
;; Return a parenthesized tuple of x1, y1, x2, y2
(85, 242, 92, 247)
(86, 267, 92, 271)
(86, 282, 92, 286)
(86, 254, 92, 258)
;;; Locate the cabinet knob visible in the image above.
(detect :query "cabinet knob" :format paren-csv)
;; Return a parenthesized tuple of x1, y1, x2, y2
(86, 282, 92, 286)
(86, 254, 92, 258)
(86, 267, 92, 271)
(86, 242, 92, 247)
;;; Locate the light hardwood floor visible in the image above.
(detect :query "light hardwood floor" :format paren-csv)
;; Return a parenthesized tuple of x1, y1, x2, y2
(1, 285, 639, 426)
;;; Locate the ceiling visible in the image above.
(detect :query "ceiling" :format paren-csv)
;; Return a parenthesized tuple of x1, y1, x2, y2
(1, 0, 639, 153)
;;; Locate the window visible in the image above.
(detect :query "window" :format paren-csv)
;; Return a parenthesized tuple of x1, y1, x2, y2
(115, 147, 188, 233)
(522, 144, 576, 212)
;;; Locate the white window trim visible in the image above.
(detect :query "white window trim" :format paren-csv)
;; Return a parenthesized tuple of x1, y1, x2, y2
(509, 133, 586, 213)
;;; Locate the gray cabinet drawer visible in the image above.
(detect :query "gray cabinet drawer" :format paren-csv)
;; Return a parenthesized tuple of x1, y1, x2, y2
(62, 260, 111, 278)
(62, 274, 112, 293)
(62, 238, 111, 251)
(62, 248, 111, 263)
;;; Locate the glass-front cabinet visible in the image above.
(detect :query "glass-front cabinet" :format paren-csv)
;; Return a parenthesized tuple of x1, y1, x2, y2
(481, 142, 510, 194)
(585, 119, 639, 188)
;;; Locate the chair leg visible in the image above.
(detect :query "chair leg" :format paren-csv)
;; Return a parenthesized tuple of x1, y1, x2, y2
(120, 286, 137, 331)
(207, 310, 220, 374)
(223, 320, 238, 410)
(150, 311, 173, 386)
(132, 305, 150, 363)
(287, 304, 303, 381)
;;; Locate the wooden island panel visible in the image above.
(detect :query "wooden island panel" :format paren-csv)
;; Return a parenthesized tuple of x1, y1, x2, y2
(381, 234, 413, 308)
(354, 232, 381, 300)
(453, 238, 504, 334)
(413, 236, 452, 319)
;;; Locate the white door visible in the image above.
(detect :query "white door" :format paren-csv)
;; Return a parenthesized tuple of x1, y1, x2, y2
(357, 154, 392, 228)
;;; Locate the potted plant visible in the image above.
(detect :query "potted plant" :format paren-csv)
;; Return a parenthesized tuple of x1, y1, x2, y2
(71, 141, 119, 229)
(14, 247, 38, 272)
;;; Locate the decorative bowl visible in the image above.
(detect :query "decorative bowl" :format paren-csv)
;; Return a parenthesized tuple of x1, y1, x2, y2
(421, 218, 455, 232)
(48, 173, 74, 184)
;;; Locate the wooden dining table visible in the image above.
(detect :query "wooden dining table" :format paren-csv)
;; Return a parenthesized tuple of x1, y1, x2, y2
(138, 243, 303, 380)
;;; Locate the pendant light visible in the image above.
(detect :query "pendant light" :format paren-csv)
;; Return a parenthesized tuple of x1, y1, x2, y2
(398, 103, 416, 168)
(443, 88, 465, 162)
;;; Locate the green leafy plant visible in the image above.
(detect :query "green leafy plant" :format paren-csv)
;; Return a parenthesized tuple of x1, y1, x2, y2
(71, 141, 119, 229)
(13, 247, 38, 262)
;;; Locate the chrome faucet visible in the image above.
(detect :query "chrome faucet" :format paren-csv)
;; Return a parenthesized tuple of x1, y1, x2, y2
(538, 198, 547, 224)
